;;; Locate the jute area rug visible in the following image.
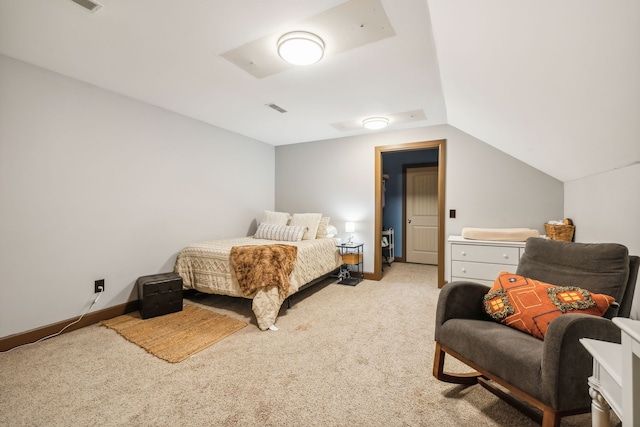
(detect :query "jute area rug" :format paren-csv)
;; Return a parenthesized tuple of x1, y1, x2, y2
(101, 304, 246, 363)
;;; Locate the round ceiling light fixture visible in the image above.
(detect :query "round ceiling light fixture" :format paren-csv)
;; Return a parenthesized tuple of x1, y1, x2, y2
(277, 31, 325, 66)
(362, 117, 390, 130)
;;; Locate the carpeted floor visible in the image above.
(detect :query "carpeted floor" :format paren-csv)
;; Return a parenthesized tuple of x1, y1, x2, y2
(0, 263, 620, 426)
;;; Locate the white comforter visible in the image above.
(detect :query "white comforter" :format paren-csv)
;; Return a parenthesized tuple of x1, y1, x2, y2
(174, 237, 342, 330)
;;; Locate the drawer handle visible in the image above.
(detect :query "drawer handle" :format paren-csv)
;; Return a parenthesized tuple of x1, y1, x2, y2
(461, 268, 467, 273)
(461, 251, 466, 256)
(503, 254, 509, 259)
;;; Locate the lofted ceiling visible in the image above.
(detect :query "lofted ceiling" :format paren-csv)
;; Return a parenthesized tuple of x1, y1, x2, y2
(428, 0, 640, 182)
(0, 0, 638, 182)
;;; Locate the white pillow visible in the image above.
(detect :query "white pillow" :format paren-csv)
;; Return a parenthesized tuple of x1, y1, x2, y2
(289, 213, 322, 240)
(260, 210, 290, 226)
(254, 223, 306, 242)
(325, 224, 338, 238)
(315, 216, 331, 238)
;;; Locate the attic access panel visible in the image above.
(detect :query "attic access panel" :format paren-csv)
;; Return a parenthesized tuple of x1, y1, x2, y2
(221, 0, 395, 78)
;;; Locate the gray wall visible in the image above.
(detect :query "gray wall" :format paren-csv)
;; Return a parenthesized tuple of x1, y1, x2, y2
(275, 125, 564, 279)
(0, 55, 275, 338)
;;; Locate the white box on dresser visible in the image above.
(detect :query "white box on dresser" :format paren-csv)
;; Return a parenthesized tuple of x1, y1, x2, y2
(448, 235, 526, 286)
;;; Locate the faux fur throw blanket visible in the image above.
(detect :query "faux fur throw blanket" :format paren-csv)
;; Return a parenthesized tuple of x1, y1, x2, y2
(230, 244, 298, 297)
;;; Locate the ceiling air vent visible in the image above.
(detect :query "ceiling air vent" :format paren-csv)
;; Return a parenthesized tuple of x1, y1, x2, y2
(70, 0, 103, 13)
(266, 104, 288, 114)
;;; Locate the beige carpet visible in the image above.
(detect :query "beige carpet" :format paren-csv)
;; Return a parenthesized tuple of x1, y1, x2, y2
(0, 263, 620, 426)
(101, 304, 247, 363)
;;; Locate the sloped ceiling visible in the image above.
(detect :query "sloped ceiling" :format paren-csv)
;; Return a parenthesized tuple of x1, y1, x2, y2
(428, 0, 640, 182)
(0, 0, 638, 183)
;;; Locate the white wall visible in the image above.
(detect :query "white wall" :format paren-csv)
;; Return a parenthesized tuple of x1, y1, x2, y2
(564, 163, 640, 255)
(0, 55, 275, 338)
(565, 163, 640, 318)
(275, 125, 564, 279)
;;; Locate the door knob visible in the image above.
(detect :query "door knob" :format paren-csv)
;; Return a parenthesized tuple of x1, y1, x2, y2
(408, 219, 412, 223)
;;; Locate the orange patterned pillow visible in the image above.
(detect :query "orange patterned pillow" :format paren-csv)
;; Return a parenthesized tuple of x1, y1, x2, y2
(483, 271, 615, 340)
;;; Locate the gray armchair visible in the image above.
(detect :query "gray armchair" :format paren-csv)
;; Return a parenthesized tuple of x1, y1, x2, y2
(434, 238, 639, 427)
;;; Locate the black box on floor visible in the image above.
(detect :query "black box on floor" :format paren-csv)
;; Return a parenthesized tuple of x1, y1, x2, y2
(136, 273, 183, 319)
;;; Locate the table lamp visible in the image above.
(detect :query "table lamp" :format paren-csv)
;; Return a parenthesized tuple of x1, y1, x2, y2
(345, 222, 355, 244)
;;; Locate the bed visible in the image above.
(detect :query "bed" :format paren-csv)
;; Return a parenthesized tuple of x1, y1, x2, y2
(173, 212, 343, 330)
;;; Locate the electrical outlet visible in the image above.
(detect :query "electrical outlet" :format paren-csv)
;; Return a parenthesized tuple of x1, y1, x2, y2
(95, 279, 105, 293)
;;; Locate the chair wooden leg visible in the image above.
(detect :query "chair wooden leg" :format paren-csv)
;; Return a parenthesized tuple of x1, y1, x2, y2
(478, 377, 543, 424)
(478, 377, 566, 427)
(435, 343, 588, 426)
(541, 409, 561, 427)
(433, 342, 481, 385)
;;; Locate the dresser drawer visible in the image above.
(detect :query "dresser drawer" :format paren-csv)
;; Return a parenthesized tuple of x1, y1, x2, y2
(451, 276, 495, 287)
(451, 260, 517, 282)
(451, 244, 520, 265)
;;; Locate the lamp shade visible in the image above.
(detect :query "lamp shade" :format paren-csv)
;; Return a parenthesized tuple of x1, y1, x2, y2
(362, 117, 389, 130)
(345, 222, 355, 233)
(277, 31, 325, 66)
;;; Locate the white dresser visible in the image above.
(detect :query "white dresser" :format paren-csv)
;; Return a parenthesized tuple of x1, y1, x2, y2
(448, 235, 526, 286)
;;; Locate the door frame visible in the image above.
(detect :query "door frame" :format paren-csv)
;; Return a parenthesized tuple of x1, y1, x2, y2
(374, 139, 446, 287)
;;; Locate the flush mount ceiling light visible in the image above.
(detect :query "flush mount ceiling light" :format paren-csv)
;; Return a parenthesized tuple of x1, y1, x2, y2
(277, 31, 325, 66)
(362, 117, 389, 130)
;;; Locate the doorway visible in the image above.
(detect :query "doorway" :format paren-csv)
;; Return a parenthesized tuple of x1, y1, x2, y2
(374, 140, 446, 287)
